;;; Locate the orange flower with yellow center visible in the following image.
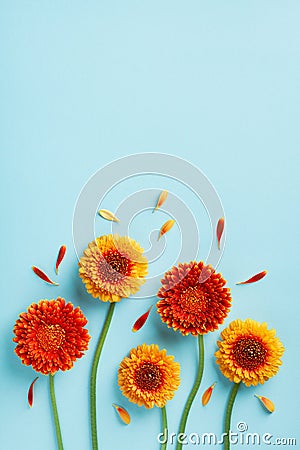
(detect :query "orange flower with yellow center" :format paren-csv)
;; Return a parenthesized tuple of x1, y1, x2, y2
(79, 234, 148, 302)
(157, 261, 232, 336)
(13, 298, 90, 375)
(215, 319, 284, 386)
(118, 344, 180, 408)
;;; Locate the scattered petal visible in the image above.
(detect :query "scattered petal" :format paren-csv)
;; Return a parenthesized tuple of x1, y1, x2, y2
(112, 404, 131, 425)
(202, 382, 217, 406)
(216, 217, 225, 250)
(255, 394, 275, 413)
(236, 270, 267, 285)
(98, 209, 120, 222)
(28, 377, 39, 408)
(132, 306, 152, 332)
(153, 190, 168, 213)
(32, 266, 59, 285)
(158, 219, 175, 240)
(55, 245, 66, 274)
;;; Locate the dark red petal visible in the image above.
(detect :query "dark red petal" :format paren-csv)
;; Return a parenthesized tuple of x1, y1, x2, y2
(132, 306, 152, 332)
(55, 245, 66, 274)
(236, 270, 267, 285)
(28, 377, 39, 408)
(32, 266, 59, 285)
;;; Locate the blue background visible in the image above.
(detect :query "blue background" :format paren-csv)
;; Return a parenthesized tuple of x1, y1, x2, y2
(1, 1, 299, 449)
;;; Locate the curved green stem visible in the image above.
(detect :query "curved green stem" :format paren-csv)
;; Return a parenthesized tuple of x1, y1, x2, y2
(49, 374, 64, 450)
(161, 406, 168, 450)
(90, 302, 116, 450)
(224, 382, 241, 450)
(176, 334, 204, 450)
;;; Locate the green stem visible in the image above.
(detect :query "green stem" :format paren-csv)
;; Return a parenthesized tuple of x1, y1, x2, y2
(49, 374, 64, 450)
(224, 382, 241, 450)
(176, 334, 205, 450)
(161, 406, 168, 450)
(90, 302, 116, 450)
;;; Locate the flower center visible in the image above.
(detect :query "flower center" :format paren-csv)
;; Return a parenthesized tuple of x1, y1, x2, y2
(135, 362, 162, 391)
(36, 323, 65, 352)
(233, 337, 267, 370)
(180, 286, 208, 313)
(98, 250, 130, 283)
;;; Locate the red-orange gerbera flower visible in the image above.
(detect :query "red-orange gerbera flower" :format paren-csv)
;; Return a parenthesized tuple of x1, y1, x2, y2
(157, 261, 232, 336)
(13, 298, 90, 375)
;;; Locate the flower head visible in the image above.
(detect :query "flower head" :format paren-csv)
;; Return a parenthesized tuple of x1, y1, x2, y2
(79, 234, 148, 303)
(215, 319, 284, 386)
(118, 343, 180, 408)
(157, 261, 231, 336)
(13, 298, 90, 375)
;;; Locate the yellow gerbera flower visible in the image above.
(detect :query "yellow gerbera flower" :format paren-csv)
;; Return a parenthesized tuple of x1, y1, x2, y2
(118, 343, 180, 408)
(79, 234, 148, 302)
(215, 318, 284, 387)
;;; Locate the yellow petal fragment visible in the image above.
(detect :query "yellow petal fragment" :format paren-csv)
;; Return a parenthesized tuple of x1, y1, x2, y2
(202, 382, 217, 406)
(98, 209, 120, 222)
(153, 190, 168, 213)
(255, 394, 275, 413)
(112, 403, 131, 424)
(158, 219, 175, 240)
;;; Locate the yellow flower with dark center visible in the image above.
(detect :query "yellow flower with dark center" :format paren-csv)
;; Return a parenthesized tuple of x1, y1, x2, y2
(118, 344, 180, 408)
(79, 234, 148, 302)
(215, 319, 284, 386)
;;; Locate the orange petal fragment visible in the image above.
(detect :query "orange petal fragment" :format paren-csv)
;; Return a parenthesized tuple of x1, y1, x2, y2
(202, 382, 217, 406)
(28, 377, 39, 408)
(98, 209, 120, 222)
(216, 217, 225, 250)
(255, 394, 275, 413)
(112, 404, 131, 425)
(236, 270, 267, 285)
(153, 190, 168, 213)
(55, 245, 66, 274)
(158, 219, 175, 240)
(32, 266, 59, 286)
(132, 306, 152, 332)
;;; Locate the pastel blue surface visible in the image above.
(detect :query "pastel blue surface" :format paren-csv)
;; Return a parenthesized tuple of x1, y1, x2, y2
(1, 2, 299, 450)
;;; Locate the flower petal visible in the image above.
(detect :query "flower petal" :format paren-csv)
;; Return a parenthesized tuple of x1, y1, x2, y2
(112, 404, 131, 424)
(32, 266, 59, 285)
(55, 245, 66, 274)
(153, 190, 168, 213)
(132, 306, 152, 332)
(28, 377, 39, 408)
(158, 219, 175, 240)
(202, 382, 217, 406)
(98, 209, 120, 222)
(255, 394, 275, 413)
(236, 270, 267, 285)
(216, 218, 224, 250)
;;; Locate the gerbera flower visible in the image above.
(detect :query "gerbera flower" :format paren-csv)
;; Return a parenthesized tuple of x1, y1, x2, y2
(80, 234, 148, 450)
(118, 343, 180, 408)
(118, 344, 180, 449)
(215, 318, 284, 387)
(79, 234, 148, 302)
(13, 298, 90, 375)
(13, 298, 90, 450)
(157, 261, 232, 336)
(215, 319, 284, 450)
(157, 261, 232, 450)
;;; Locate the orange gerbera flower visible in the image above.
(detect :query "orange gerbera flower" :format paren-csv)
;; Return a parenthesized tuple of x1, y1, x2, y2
(13, 298, 90, 375)
(118, 344, 180, 408)
(215, 319, 284, 386)
(157, 261, 232, 336)
(79, 234, 148, 302)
